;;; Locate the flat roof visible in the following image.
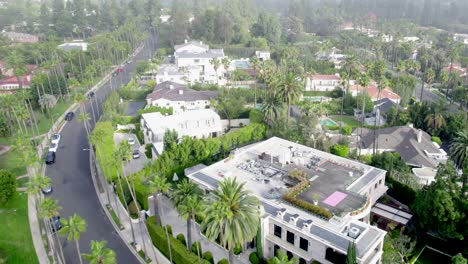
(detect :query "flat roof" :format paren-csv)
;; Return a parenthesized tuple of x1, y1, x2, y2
(371, 203, 412, 225)
(187, 137, 387, 258)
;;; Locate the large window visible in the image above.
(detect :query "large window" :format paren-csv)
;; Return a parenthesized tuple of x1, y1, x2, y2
(286, 231, 295, 245)
(299, 237, 308, 251)
(325, 247, 346, 264)
(274, 225, 282, 238)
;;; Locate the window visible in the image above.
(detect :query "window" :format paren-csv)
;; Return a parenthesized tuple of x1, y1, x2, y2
(286, 231, 295, 245)
(379, 179, 382, 185)
(299, 237, 308, 251)
(274, 225, 282, 238)
(325, 247, 347, 264)
(375, 183, 378, 189)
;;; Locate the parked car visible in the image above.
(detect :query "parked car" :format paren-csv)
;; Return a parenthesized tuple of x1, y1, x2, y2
(50, 216, 62, 232)
(117, 68, 124, 73)
(51, 134, 61, 145)
(42, 185, 53, 195)
(65, 112, 74, 121)
(112, 71, 118, 76)
(132, 149, 140, 159)
(45, 151, 56, 165)
(128, 138, 135, 145)
(49, 143, 58, 152)
(88, 91, 95, 98)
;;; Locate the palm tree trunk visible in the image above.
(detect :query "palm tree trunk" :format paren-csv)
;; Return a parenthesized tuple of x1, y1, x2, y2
(228, 248, 235, 264)
(54, 228, 66, 263)
(164, 223, 173, 263)
(76, 240, 83, 264)
(186, 218, 192, 251)
(116, 171, 136, 243)
(154, 193, 162, 226)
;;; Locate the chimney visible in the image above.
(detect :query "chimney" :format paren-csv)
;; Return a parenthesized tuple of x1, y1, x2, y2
(178, 90, 183, 95)
(184, 39, 187, 44)
(417, 129, 422, 143)
(169, 84, 174, 89)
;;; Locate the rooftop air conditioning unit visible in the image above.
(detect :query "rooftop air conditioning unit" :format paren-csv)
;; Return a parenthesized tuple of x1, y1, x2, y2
(348, 227, 361, 239)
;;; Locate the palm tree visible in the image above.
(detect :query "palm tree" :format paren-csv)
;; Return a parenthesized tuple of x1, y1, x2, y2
(270, 249, 298, 264)
(26, 174, 52, 209)
(210, 58, 221, 85)
(422, 68, 435, 101)
(148, 174, 170, 226)
(250, 56, 260, 107)
(201, 177, 260, 264)
(261, 90, 283, 130)
(78, 113, 91, 135)
(277, 72, 303, 126)
(172, 179, 203, 250)
(357, 73, 371, 156)
(449, 130, 468, 188)
(424, 112, 446, 135)
(59, 214, 87, 264)
(221, 57, 231, 80)
(38, 198, 65, 263)
(82, 240, 116, 264)
(5, 50, 27, 89)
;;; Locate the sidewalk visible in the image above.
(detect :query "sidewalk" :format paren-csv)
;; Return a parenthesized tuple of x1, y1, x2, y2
(100, 184, 170, 264)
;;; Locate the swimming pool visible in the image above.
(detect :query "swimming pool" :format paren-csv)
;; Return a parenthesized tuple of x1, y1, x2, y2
(303, 96, 332, 102)
(320, 118, 338, 127)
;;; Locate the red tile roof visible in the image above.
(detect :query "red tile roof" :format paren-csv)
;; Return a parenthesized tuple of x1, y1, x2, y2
(0, 74, 32, 86)
(350, 84, 401, 101)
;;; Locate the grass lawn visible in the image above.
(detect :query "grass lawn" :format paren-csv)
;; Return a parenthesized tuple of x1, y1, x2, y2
(93, 122, 120, 181)
(34, 99, 74, 135)
(16, 177, 29, 188)
(330, 115, 361, 127)
(0, 193, 38, 264)
(0, 150, 27, 177)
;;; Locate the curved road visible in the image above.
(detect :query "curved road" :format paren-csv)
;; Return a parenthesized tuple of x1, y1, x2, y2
(46, 33, 157, 263)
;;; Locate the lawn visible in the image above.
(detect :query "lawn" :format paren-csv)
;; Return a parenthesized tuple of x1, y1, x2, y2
(34, 99, 74, 135)
(330, 115, 361, 128)
(93, 122, 120, 181)
(0, 193, 38, 264)
(0, 150, 27, 177)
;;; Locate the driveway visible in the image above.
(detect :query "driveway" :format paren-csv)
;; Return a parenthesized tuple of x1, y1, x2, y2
(125, 101, 145, 116)
(114, 133, 148, 176)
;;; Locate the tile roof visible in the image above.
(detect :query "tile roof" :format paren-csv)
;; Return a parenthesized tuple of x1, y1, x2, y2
(174, 40, 209, 52)
(311, 74, 341, 81)
(146, 81, 218, 102)
(0, 74, 32, 86)
(350, 85, 401, 101)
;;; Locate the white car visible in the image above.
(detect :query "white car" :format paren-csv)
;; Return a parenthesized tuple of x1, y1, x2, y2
(128, 138, 135, 145)
(51, 134, 61, 145)
(49, 143, 58, 152)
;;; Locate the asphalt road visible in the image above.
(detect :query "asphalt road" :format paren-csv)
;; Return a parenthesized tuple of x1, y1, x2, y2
(45, 33, 158, 264)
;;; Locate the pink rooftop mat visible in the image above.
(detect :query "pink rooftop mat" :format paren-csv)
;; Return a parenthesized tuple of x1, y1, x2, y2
(322, 191, 347, 207)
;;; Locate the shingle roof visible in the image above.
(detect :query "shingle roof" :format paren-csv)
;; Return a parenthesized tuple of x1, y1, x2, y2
(146, 81, 218, 102)
(373, 98, 402, 114)
(355, 126, 441, 168)
(174, 40, 209, 52)
(175, 49, 224, 59)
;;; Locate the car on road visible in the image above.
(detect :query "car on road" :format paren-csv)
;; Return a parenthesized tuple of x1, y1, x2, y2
(49, 143, 58, 152)
(88, 91, 95, 98)
(65, 112, 74, 121)
(45, 151, 56, 165)
(50, 216, 62, 232)
(117, 68, 124, 73)
(51, 134, 61, 145)
(42, 185, 53, 195)
(112, 71, 118, 76)
(132, 149, 140, 159)
(128, 138, 135, 145)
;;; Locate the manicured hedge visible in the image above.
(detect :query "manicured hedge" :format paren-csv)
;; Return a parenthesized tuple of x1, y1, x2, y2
(249, 252, 260, 264)
(218, 259, 229, 264)
(202, 251, 214, 264)
(192, 242, 202, 255)
(146, 217, 210, 264)
(176, 234, 186, 247)
(386, 176, 416, 206)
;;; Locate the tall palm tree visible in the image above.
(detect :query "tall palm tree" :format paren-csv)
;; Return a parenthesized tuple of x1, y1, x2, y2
(422, 68, 435, 101)
(82, 240, 116, 264)
(172, 179, 203, 250)
(277, 72, 303, 126)
(261, 90, 283, 130)
(221, 57, 231, 80)
(5, 50, 27, 89)
(26, 174, 52, 209)
(210, 58, 221, 85)
(148, 174, 170, 226)
(357, 73, 371, 156)
(250, 56, 260, 107)
(60, 214, 88, 264)
(78, 113, 91, 135)
(449, 130, 468, 189)
(201, 177, 260, 264)
(39, 198, 65, 263)
(424, 112, 446, 135)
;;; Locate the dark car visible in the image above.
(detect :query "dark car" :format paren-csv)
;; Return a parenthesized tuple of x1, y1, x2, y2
(112, 71, 118, 76)
(65, 112, 74, 121)
(50, 216, 62, 232)
(88, 91, 95, 98)
(45, 151, 56, 165)
(132, 149, 140, 159)
(42, 185, 53, 195)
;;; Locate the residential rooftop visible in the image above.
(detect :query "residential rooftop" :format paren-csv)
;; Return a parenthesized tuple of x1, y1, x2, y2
(146, 81, 218, 102)
(187, 137, 387, 258)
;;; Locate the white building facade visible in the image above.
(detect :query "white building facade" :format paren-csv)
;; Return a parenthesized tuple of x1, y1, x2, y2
(305, 74, 342, 91)
(187, 137, 387, 264)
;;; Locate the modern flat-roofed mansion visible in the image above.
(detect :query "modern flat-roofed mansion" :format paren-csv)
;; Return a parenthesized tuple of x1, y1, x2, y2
(186, 137, 387, 264)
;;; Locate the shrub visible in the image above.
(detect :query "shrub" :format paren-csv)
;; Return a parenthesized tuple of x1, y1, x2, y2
(202, 251, 214, 264)
(176, 234, 186, 247)
(431, 136, 442, 145)
(341, 126, 352, 135)
(249, 109, 263, 124)
(249, 252, 260, 264)
(330, 144, 349, 157)
(234, 244, 242, 255)
(192, 242, 202, 255)
(145, 144, 153, 158)
(128, 200, 140, 219)
(386, 176, 416, 205)
(165, 224, 173, 236)
(146, 217, 210, 264)
(218, 259, 229, 264)
(0, 170, 16, 204)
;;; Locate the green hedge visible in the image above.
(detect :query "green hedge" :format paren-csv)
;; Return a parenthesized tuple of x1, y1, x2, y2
(218, 259, 229, 264)
(192, 242, 202, 255)
(146, 217, 210, 264)
(202, 251, 214, 264)
(176, 233, 186, 247)
(386, 176, 416, 206)
(249, 252, 260, 264)
(431, 136, 442, 145)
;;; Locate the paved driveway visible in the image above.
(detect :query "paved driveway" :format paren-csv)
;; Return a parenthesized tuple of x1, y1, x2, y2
(114, 133, 148, 176)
